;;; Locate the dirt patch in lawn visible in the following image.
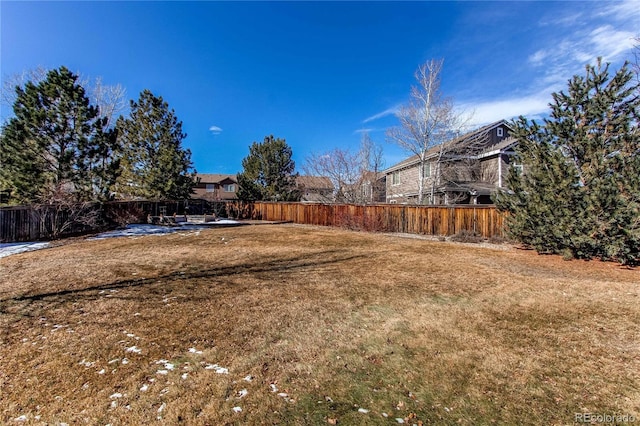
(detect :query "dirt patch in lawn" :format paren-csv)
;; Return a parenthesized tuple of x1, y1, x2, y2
(1, 224, 638, 425)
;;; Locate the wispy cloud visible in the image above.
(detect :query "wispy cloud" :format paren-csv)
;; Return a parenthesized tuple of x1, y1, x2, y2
(362, 105, 400, 124)
(209, 125, 222, 135)
(589, 25, 636, 61)
(475, 0, 637, 127)
(529, 1, 636, 85)
(460, 91, 552, 127)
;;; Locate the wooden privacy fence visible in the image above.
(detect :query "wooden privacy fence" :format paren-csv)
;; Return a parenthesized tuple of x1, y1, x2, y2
(0, 200, 219, 243)
(1, 200, 506, 243)
(243, 202, 506, 238)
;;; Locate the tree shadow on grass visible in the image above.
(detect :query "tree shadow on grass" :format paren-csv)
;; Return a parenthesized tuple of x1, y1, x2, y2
(0, 249, 366, 317)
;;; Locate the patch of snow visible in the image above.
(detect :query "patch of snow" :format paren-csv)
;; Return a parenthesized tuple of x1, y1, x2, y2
(140, 384, 149, 392)
(232, 406, 242, 413)
(121, 358, 129, 365)
(0, 219, 244, 259)
(358, 408, 370, 414)
(181, 373, 188, 380)
(156, 370, 168, 375)
(157, 403, 166, 413)
(90, 224, 183, 240)
(188, 347, 203, 354)
(125, 346, 141, 354)
(13, 415, 28, 422)
(204, 364, 228, 374)
(0, 242, 49, 259)
(277, 392, 289, 398)
(238, 389, 248, 398)
(110, 393, 123, 399)
(243, 375, 253, 382)
(89, 221, 240, 241)
(98, 369, 106, 375)
(395, 418, 405, 424)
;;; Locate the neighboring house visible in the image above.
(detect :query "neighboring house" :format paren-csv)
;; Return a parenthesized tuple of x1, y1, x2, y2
(384, 120, 519, 204)
(296, 176, 334, 203)
(192, 174, 238, 201)
(297, 174, 386, 204)
(349, 171, 386, 204)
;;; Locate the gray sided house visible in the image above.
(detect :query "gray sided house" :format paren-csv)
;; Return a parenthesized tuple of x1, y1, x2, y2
(384, 120, 519, 204)
(193, 174, 238, 201)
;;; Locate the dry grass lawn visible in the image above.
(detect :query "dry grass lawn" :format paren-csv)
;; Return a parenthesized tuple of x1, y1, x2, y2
(1, 224, 638, 425)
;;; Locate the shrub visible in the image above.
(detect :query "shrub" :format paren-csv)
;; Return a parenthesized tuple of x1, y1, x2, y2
(494, 60, 640, 265)
(449, 230, 484, 243)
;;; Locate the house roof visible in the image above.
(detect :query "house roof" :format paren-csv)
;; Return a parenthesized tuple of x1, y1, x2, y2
(384, 120, 513, 173)
(194, 173, 237, 184)
(296, 175, 333, 190)
(476, 136, 518, 159)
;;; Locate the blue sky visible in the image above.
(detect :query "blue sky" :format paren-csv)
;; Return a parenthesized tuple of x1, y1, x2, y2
(1, 1, 638, 174)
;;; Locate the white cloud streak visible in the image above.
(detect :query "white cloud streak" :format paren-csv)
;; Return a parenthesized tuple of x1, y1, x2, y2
(362, 105, 400, 123)
(472, 0, 638, 127)
(209, 125, 222, 135)
(365, 0, 638, 135)
(460, 91, 553, 127)
(529, 2, 637, 84)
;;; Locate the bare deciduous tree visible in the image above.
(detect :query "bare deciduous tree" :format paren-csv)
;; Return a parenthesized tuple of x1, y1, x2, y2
(1, 67, 48, 123)
(89, 77, 127, 128)
(1, 67, 126, 127)
(386, 59, 471, 204)
(358, 132, 385, 203)
(304, 132, 384, 204)
(435, 129, 496, 203)
(33, 183, 103, 239)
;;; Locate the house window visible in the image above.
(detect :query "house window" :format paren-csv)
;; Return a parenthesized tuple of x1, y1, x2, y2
(206, 184, 215, 192)
(361, 182, 372, 199)
(497, 127, 504, 137)
(223, 184, 235, 192)
(392, 171, 400, 185)
(423, 162, 431, 178)
(511, 162, 524, 175)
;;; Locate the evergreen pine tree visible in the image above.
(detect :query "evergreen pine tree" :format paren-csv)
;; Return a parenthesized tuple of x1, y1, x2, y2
(495, 60, 640, 265)
(87, 121, 122, 201)
(0, 67, 107, 203)
(237, 135, 300, 202)
(115, 90, 195, 200)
